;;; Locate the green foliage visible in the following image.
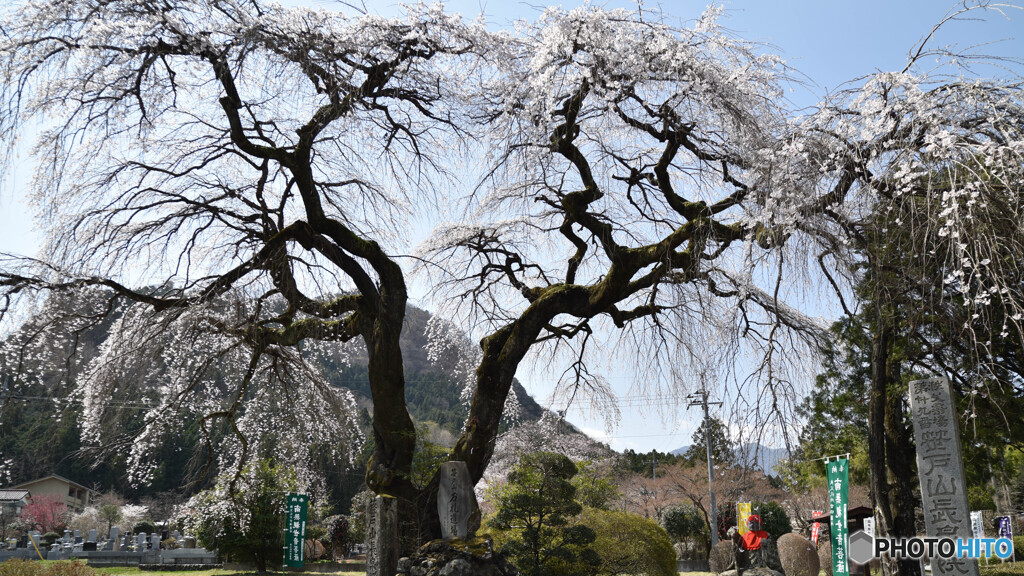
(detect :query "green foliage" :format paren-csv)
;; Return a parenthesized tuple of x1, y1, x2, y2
(713, 500, 790, 542)
(488, 452, 600, 576)
(324, 515, 350, 559)
(570, 461, 619, 510)
(777, 317, 872, 492)
(715, 501, 736, 541)
(181, 459, 299, 572)
(132, 520, 156, 535)
(968, 486, 996, 511)
(581, 508, 676, 576)
(97, 504, 123, 534)
(685, 417, 736, 467)
(617, 449, 686, 476)
(1013, 536, 1024, 562)
(410, 425, 451, 487)
(981, 559, 1024, 576)
(753, 501, 792, 540)
(660, 504, 707, 543)
(1013, 466, 1024, 513)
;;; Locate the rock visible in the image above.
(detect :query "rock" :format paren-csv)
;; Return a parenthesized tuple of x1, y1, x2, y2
(398, 558, 413, 573)
(777, 534, 820, 576)
(440, 558, 472, 576)
(395, 536, 516, 576)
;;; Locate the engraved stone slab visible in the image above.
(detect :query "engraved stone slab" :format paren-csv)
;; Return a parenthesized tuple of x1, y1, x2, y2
(909, 377, 980, 576)
(437, 461, 477, 540)
(87, 529, 97, 543)
(366, 496, 398, 576)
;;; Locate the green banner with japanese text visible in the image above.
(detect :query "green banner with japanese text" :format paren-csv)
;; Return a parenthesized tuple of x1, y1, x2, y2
(827, 458, 849, 576)
(284, 493, 308, 568)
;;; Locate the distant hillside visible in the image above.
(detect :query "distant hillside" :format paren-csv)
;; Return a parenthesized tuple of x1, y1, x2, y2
(670, 443, 789, 475)
(317, 304, 545, 432)
(0, 294, 546, 508)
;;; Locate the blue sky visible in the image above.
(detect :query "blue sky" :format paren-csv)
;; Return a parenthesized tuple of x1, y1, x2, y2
(1, 0, 1022, 453)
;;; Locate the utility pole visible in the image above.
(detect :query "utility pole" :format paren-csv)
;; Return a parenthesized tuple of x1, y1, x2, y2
(688, 387, 723, 548)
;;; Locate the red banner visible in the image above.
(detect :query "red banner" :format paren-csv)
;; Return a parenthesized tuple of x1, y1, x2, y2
(811, 510, 824, 545)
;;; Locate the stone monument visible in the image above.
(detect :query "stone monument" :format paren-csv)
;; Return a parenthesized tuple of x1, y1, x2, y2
(437, 461, 478, 540)
(366, 496, 398, 576)
(909, 377, 980, 576)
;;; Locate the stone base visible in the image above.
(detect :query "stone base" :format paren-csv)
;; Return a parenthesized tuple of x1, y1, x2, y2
(396, 536, 517, 576)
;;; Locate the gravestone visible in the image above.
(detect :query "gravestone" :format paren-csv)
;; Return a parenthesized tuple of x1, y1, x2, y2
(437, 461, 478, 540)
(136, 533, 147, 551)
(109, 526, 120, 551)
(74, 530, 81, 540)
(83, 542, 97, 551)
(87, 529, 97, 543)
(909, 377, 980, 576)
(366, 495, 398, 576)
(150, 533, 161, 551)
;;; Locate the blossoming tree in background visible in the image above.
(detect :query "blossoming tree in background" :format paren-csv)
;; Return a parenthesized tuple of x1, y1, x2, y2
(19, 494, 68, 534)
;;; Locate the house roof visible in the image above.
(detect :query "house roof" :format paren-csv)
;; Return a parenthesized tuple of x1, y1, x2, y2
(810, 506, 875, 523)
(10, 474, 98, 494)
(0, 489, 30, 502)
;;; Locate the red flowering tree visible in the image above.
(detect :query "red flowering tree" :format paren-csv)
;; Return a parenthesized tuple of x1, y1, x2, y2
(19, 494, 69, 533)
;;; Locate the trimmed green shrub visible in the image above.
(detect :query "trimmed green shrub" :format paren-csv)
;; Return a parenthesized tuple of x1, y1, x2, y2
(777, 533, 819, 576)
(709, 540, 733, 573)
(40, 561, 96, 576)
(819, 539, 833, 576)
(661, 504, 707, 542)
(0, 561, 100, 576)
(581, 508, 676, 576)
(0, 558, 38, 576)
(132, 520, 157, 535)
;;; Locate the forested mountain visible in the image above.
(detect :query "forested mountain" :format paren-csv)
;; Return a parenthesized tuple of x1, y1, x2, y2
(0, 293, 544, 511)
